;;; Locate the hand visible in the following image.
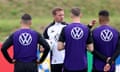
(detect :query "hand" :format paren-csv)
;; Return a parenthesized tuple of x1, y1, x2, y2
(39, 45, 44, 52)
(12, 59, 16, 64)
(36, 60, 41, 65)
(104, 63, 111, 72)
(106, 57, 114, 64)
(40, 47, 44, 52)
(89, 19, 96, 27)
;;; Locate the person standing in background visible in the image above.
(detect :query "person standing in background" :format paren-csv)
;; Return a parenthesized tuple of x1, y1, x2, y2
(1, 13, 50, 72)
(92, 10, 120, 72)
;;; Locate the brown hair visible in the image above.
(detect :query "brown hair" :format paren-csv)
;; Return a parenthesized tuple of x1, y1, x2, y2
(52, 7, 63, 15)
(71, 7, 80, 16)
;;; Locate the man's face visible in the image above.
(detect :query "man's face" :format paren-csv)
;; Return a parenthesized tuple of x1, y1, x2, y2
(54, 11, 64, 22)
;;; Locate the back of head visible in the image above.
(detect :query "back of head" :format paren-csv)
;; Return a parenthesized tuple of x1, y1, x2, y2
(99, 10, 109, 23)
(21, 13, 32, 24)
(71, 7, 80, 17)
(99, 10, 109, 16)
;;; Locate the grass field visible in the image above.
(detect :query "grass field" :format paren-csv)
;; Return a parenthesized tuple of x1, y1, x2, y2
(0, 0, 120, 18)
(1, 0, 120, 41)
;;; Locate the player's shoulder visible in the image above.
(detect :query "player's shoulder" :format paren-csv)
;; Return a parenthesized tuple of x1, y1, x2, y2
(61, 21, 68, 26)
(102, 25, 118, 32)
(66, 23, 86, 27)
(31, 30, 41, 35)
(44, 21, 55, 30)
(108, 26, 118, 31)
(80, 23, 88, 28)
(15, 29, 38, 34)
(93, 25, 119, 33)
(13, 29, 21, 34)
(93, 25, 107, 31)
(77, 23, 89, 30)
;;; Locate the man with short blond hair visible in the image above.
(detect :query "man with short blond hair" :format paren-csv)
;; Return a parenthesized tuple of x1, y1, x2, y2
(43, 7, 67, 72)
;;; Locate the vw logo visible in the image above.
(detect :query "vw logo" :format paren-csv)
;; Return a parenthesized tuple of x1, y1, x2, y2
(19, 32, 32, 46)
(100, 29, 113, 42)
(71, 27, 84, 40)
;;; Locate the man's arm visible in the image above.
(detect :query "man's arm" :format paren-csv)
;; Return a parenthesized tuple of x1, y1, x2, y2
(43, 22, 54, 39)
(103, 32, 120, 72)
(43, 28, 49, 39)
(87, 19, 96, 29)
(87, 30, 107, 62)
(58, 27, 65, 50)
(37, 33, 50, 63)
(108, 32, 120, 65)
(1, 34, 14, 63)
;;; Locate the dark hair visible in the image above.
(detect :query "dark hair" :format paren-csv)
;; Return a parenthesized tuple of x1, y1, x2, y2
(99, 10, 109, 16)
(99, 10, 109, 22)
(21, 13, 32, 20)
(71, 7, 80, 16)
(52, 7, 63, 15)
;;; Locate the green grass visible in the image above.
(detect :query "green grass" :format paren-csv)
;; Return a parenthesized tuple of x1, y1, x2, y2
(0, 0, 120, 41)
(0, 0, 120, 18)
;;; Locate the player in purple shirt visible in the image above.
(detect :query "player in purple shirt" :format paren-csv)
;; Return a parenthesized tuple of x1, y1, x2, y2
(1, 14, 50, 72)
(58, 7, 95, 72)
(92, 10, 120, 72)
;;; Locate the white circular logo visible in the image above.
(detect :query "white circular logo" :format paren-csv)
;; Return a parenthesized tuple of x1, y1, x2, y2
(19, 32, 32, 46)
(71, 27, 84, 40)
(100, 29, 113, 42)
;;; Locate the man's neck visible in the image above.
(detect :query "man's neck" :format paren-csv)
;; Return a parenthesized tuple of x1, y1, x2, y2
(54, 20, 62, 23)
(72, 17, 80, 23)
(21, 24, 30, 29)
(100, 22, 109, 25)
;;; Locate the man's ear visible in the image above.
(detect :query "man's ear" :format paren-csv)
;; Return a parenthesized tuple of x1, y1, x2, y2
(80, 13, 83, 18)
(70, 13, 73, 18)
(20, 20, 22, 24)
(29, 20, 32, 25)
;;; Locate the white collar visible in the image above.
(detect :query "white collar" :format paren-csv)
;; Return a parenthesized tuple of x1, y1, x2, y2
(55, 22, 61, 25)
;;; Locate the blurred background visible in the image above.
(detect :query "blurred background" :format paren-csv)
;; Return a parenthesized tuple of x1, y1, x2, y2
(0, 0, 120, 72)
(0, 0, 120, 41)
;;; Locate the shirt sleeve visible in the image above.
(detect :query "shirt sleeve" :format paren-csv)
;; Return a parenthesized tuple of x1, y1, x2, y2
(37, 33, 50, 63)
(1, 34, 13, 63)
(58, 27, 65, 43)
(87, 29, 93, 44)
(43, 27, 49, 39)
(87, 24, 93, 29)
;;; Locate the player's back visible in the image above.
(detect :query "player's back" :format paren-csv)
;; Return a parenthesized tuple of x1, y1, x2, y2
(64, 23, 89, 70)
(92, 25, 119, 71)
(13, 29, 38, 62)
